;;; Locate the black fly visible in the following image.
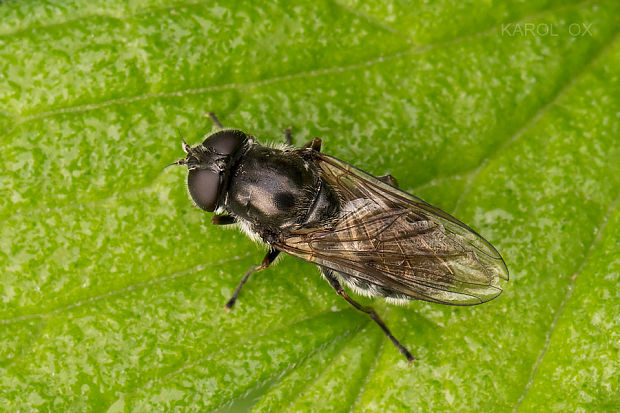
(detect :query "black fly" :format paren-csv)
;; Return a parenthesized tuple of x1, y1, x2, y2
(172, 113, 509, 363)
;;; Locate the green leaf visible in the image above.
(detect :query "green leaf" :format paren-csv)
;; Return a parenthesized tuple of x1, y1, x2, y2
(1, 0, 618, 411)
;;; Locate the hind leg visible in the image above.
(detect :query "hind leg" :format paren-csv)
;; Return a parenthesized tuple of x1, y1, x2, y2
(321, 269, 415, 363)
(378, 174, 398, 188)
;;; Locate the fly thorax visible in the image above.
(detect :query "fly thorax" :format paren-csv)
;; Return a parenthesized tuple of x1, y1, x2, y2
(225, 146, 318, 233)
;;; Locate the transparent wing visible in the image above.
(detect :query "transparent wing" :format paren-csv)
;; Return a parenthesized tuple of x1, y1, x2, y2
(275, 153, 509, 305)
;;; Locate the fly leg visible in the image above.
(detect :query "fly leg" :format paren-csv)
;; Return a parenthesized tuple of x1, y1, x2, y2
(378, 174, 399, 188)
(284, 127, 293, 145)
(225, 249, 280, 311)
(282, 127, 320, 151)
(211, 214, 236, 225)
(322, 269, 415, 363)
(207, 112, 224, 130)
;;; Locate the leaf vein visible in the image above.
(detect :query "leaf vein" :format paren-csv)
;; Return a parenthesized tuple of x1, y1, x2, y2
(328, 0, 412, 40)
(0, 253, 252, 325)
(453, 31, 620, 214)
(105, 308, 363, 412)
(348, 338, 385, 413)
(280, 322, 371, 413)
(0, 0, 205, 38)
(11, 0, 600, 124)
(513, 195, 620, 411)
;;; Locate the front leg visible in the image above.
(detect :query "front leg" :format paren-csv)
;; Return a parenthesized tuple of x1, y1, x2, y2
(225, 249, 280, 310)
(207, 112, 224, 130)
(211, 214, 236, 225)
(282, 127, 321, 152)
(284, 127, 293, 145)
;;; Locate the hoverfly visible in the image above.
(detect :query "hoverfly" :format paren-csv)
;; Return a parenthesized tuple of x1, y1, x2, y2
(172, 113, 509, 362)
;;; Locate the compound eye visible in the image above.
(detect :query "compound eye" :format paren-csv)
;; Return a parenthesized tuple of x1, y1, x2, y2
(203, 130, 247, 155)
(188, 169, 220, 212)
